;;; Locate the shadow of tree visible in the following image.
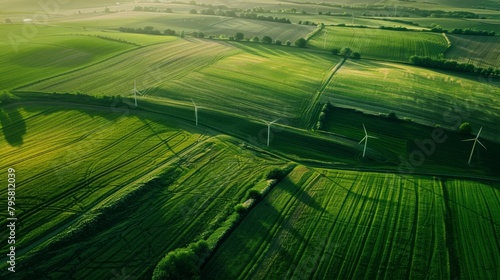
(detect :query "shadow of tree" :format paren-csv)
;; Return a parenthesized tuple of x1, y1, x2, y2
(0, 107, 26, 146)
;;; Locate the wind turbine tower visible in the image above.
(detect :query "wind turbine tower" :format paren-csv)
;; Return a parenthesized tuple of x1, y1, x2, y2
(133, 79, 142, 107)
(359, 124, 377, 158)
(462, 127, 487, 164)
(191, 99, 203, 126)
(265, 119, 280, 147)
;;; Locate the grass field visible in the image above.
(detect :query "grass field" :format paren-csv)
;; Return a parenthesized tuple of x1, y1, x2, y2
(446, 34, 500, 68)
(321, 59, 500, 141)
(19, 39, 343, 127)
(1, 1, 500, 279)
(203, 166, 500, 279)
(308, 26, 449, 62)
(0, 102, 287, 278)
(0, 102, 198, 252)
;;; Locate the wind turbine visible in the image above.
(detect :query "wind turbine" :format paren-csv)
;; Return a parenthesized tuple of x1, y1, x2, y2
(358, 124, 377, 158)
(323, 28, 328, 49)
(265, 119, 280, 147)
(462, 127, 486, 164)
(132, 79, 142, 107)
(191, 99, 203, 126)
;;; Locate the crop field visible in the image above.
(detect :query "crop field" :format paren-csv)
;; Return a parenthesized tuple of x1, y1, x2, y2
(321, 59, 500, 141)
(308, 26, 449, 62)
(19, 39, 343, 127)
(1, 0, 500, 279)
(446, 34, 500, 68)
(203, 167, 500, 279)
(405, 18, 500, 34)
(0, 103, 198, 252)
(0, 102, 288, 278)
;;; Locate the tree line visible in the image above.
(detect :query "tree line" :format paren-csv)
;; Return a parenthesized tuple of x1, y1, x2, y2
(410, 56, 500, 77)
(119, 26, 176, 36)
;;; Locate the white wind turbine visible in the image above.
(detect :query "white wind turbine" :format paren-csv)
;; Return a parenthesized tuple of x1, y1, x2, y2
(191, 99, 203, 126)
(265, 119, 280, 147)
(358, 124, 377, 158)
(132, 79, 142, 107)
(462, 127, 486, 164)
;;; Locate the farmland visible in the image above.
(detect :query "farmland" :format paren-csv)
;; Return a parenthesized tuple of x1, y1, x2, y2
(446, 34, 500, 68)
(308, 26, 449, 62)
(1, 0, 500, 279)
(19, 39, 343, 127)
(203, 167, 500, 279)
(321, 59, 500, 141)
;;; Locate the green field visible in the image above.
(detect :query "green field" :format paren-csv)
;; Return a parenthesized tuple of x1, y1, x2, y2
(1, 0, 500, 279)
(19, 39, 343, 127)
(203, 167, 500, 279)
(308, 26, 449, 62)
(321, 59, 500, 141)
(446, 34, 500, 68)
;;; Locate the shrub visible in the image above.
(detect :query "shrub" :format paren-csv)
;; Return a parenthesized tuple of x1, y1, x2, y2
(285, 40, 291, 46)
(459, 122, 472, 135)
(295, 38, 307, 48)
(248, 189, 262, 200)
(275, 39, 282, 46)
(234, 204, 246, 214)
(387, 111, 398, 120)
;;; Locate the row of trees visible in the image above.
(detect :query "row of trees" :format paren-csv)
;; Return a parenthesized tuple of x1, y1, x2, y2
(133, 6, 172, 13)
(410, 56, 500, 77)
(429, 24, 496, 36)
(119, 26, 176, 36)
(332, 47, 361, 59)
(188, 8, 291, 23)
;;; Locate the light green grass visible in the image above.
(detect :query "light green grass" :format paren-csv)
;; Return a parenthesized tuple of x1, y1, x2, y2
(20, 39, 342, 127)
(0, 25, 152, 90)
(308, 26, 449, 62)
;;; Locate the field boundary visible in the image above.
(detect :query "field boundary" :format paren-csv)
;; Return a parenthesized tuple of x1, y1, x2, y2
(303, 58, 346, 129)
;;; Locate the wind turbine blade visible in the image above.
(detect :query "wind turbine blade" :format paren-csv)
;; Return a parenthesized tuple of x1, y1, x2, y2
(477, 140, 487, 150)
(271, 118, 281, 124)
(368, 136, 378, 139)
(476, 127, 483, 139)
(358, 136, 367, 145)
(191, 98, 196, 107)
(461, 139, 475, 142)
(362, 124, 367, 136)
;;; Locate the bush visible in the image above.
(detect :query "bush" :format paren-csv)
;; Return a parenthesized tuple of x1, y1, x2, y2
(295, 38, 307, 48)
(387, 111, 398, 120)
(235, 32, 244, 41)
(248, 189, 262, 200)
(285, 40, 291, 46)
(262, 35, 272, 44)
(152, 240, 209, 280)
(331, 48, 340, 55)
(459, 122, 472, 135)
(251, 36, 259, 42)
(352, 52, 361, 59)
(234, 204, 246, 214)
(275, 40, 282, 46)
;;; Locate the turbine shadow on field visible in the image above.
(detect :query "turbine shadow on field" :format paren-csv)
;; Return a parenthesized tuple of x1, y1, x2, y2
(0, 107, 26, 146)
(275, 176, 323, 211)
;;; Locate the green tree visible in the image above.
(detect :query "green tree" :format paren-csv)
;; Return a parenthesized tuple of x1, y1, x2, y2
(352, 52, 361, 59)
(331, 48, 340, 55)
(180, 30, 185, 38)
(262, 35, 272, 44)
(275, 39, 282, 46)
(340, 47, 352, 58)
(189, 9, 197, 14)
(294, 37, 307, 48)
(251, 36, 259, 42)
(285, 40, 291, 46)
(235, 32, 244, 41)
(152, 248, 198, 280)
(459, 122, 472, 135)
